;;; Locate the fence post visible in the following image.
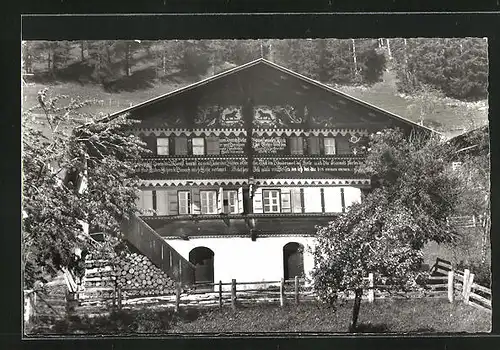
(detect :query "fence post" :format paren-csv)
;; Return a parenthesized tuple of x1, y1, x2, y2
(294, 276, 299, 305)
(462, 269, 470, 298)
(117, 285, 122, 310)
(368, 273, 375, 303)
(231, 279, 237, 310)
(447, 270, 454, 303)
(464, 273, 475, 304)
(175, 282, 181, 312)
(218, 280, 223, 309)
(280, 278, 285, 307)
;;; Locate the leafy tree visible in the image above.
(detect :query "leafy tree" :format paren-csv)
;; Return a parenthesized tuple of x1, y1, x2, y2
(22, 89, 148, 288)
(449, 127, 490, 276)
(311, 129, 461, 331)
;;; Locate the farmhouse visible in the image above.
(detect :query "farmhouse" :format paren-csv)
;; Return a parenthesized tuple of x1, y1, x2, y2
(104, 58, 434, 289)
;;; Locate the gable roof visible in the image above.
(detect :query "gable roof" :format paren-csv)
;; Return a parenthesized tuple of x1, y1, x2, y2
(95, 58, 438, 134)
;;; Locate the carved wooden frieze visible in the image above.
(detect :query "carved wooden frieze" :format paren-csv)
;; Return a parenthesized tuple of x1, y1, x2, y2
(195, 105, 244, 128)
(253, 105, 304, 128)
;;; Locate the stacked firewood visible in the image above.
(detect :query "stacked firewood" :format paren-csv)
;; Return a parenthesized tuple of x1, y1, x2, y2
(114, 252, 177, 297)
(82, 251, 177, 300)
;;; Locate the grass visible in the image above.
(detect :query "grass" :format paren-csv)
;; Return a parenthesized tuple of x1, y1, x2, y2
(26, 298, 491, 335)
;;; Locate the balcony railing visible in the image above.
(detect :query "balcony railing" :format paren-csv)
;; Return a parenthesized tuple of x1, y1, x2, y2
(122, 213, 195, 286)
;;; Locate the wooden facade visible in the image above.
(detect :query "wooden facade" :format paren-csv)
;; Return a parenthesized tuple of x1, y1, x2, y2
(105, 58, 433, 285)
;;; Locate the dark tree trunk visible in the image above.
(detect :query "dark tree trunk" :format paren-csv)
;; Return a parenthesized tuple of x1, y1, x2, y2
(349, 288, 363, 332)
(80, 41, 85, 61)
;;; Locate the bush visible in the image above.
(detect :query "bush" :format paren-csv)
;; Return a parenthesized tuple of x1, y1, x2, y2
(456, 260, 491, 286)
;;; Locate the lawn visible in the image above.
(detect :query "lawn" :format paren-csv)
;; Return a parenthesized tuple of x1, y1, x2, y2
(27, 298, 491, 335)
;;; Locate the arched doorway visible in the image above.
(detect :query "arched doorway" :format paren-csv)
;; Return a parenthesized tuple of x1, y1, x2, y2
(189, 247, 214, 284)
(283, 242, 304, 280)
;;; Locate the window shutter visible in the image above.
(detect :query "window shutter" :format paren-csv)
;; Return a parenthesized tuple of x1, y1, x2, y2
(192, 188, 201, 214)
(290, 136, 304, 155)
(156, 190, 169, 215)
(217, 187, 223, 214)
(253, 188, 263, 213)
(303, 187, 322, 213)
(237, 187, 244, 214)
(281, 188, 291, 212)
(289, 188, 302, 213)
(206, 136, 220, 155)
(323, 187, 342, 212)
(135, 190, 142, 209)
(308, 136, 320, 155)
(343, 187, 361, 209)
(143, 190, 154, 216)
(167, 190, 178, 215)
(336, 136, 351, 154)
(175, 136, 188, 155)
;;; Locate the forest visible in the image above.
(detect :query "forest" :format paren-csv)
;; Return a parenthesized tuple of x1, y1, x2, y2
(22, 38, 488, 101)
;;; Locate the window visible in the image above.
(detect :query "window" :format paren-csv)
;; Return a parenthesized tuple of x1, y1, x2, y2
(178, 191, 191, 214)
(192, 137, 205, 155)
(324, 137, 336, 155)
(200, 190, 217, 214)
(308, 136, 320, 155)
(223, 190, 238, 214)
(290, 136, 304, 155)
(263, 190, 281, 213)
(156, 138, 169, 155)
(206, 136, 220, 155)
(175, 136, 188, 155)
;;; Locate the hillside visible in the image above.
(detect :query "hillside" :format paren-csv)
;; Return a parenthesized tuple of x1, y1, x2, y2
(22, 68, 488, 139)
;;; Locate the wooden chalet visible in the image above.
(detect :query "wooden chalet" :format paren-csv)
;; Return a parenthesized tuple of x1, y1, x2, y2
(104, 58, 435, 289)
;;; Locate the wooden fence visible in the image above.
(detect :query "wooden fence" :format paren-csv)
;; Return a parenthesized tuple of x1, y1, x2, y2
(77, 258, 491, 313)
(430, 257, 491, 312)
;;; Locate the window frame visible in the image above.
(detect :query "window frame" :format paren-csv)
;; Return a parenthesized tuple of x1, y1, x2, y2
(223, 190, 239, 214)
(262, 189, 281, 213)
(192, 137, 205, 155)
(206, 136, 221, 155)
(178, 190, 191, 215)
(324, 137, 336, 155)
(200, 190, 218, 214)
(156, 137, 170, 156)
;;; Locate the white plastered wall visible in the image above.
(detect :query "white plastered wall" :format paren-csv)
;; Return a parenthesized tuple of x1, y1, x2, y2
(166, 235, 316, 291)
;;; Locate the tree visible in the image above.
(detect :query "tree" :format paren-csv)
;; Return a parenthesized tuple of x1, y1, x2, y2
(22, 89, 148, 288)
(311, 129, 461, 331)
(450, 127, 490, 275)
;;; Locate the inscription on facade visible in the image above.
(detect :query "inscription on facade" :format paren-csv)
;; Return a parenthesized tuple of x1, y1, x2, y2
(147, 158, 248, 176)
(220, 135, 247, 155)
(253, 157, 364, 174)
(252, 136, 287, 154)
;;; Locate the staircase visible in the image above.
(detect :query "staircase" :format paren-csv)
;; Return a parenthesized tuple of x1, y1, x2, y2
(122, 214, 195, 286)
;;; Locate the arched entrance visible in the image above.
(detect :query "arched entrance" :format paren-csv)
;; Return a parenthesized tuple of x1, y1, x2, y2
(189, 247, 214, 284)
(283, 242, 304, 280)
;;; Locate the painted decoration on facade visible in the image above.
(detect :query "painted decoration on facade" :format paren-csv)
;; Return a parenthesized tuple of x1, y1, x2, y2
(253, 157, 365, 175)
(252, 136, 287, 154)
(220, 107, 244, 127)
(139, 157, 248, 177)
(219, 135, 247, 155)
(141, 113, 184, 128)
(195, 106, 244, 128)
(253, 105, 303, 128)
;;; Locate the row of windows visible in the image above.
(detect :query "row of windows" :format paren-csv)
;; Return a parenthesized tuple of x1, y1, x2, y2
(138, 188, 242, 216)
(138, 186, 361, 216)
(256, 187, 361, 214)
(153, 135, 352, 156)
